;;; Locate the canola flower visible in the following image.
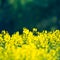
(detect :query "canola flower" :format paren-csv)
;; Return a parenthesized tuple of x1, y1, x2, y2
(0, 28, 60, 60)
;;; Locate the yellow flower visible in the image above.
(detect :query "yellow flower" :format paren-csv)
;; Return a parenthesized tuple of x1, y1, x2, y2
(23, 28, 29, 34)
(33, 28, 37, 32)
(0, 37, 3, 43)
(1, 30, 6, 34)
(50, 50, 56, 56)
(0, 28, 60, 60)
(4, 33, 10, 42)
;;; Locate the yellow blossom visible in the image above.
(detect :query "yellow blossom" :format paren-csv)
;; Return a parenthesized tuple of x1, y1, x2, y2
(0, 28, 60, 60)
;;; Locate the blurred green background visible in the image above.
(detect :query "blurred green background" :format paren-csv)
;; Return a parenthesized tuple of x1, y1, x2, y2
(0, 0, 60, 34)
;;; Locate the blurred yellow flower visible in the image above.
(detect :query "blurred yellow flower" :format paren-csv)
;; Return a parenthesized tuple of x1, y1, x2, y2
(0, 28, 60, 60)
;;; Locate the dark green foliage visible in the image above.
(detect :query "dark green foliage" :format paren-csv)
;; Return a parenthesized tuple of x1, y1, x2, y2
(0, 0, 60, 34)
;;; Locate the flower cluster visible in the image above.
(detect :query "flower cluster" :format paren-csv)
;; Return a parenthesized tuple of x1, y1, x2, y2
(0, 28, 60, 60)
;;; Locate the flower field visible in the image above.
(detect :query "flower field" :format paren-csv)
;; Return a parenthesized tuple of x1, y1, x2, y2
(0, 28, 60, 60)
